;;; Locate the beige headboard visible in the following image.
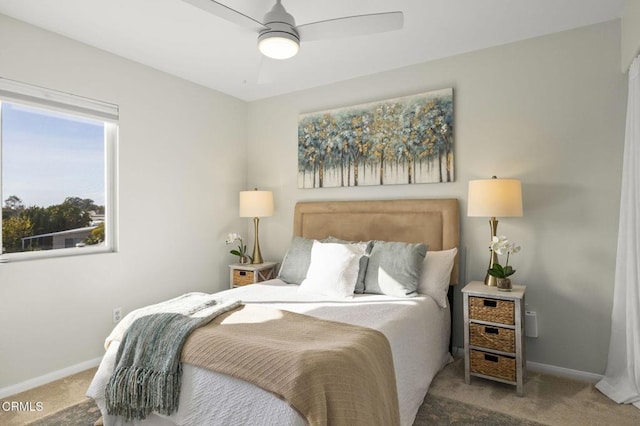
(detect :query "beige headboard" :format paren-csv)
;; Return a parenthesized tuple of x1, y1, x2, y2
(293, 199, 460, 285)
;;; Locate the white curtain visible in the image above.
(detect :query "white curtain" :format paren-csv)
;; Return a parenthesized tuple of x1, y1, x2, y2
(595, 54, 640, 409)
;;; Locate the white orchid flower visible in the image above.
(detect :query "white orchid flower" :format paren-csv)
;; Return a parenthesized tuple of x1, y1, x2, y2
(490, 235, 509, 254)
(225, 232, 241, 244)
(490, 235, 507, 245)
(225, 232, 251, 261)
(487, 235, 522, 279)
(490, 236, 500, 250)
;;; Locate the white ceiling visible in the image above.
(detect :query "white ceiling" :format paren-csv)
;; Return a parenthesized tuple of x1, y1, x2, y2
(0, 0, 624, 101)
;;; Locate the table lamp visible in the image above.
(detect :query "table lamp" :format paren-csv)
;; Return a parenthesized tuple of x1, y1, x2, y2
(239, 188, 274, 264)
(468, 176, 523, 286)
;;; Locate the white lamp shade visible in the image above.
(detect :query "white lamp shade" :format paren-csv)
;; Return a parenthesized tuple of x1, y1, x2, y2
(467, 178, 523, 217)
(239, 190, 274, 218)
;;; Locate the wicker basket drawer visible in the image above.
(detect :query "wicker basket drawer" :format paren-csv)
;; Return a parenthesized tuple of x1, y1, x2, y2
(233, 270, 255, 286)
(469, 296, 514, 325)
(470, 349, 516, 382)
(470, 323, 515, 353)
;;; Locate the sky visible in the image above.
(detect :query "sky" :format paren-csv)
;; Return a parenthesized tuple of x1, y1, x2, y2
(1, 102, 105, 208)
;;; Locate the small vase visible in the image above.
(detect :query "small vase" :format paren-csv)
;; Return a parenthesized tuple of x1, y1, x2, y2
(239, 255, 250, 264)
(497, 278, 512, 292)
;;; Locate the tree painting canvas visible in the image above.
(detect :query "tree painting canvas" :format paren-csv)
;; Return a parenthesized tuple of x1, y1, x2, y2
(298, 88, 454, 188)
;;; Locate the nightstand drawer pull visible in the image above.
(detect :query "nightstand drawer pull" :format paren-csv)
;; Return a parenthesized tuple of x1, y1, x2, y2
(484, 354, 499, 363)
(239, 271, 247, 276)
(485, 327, 499, 334)
(483, 300, 497, 308)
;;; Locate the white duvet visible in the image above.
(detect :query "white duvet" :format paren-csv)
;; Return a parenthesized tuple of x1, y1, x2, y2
(87, 279, 452, 426)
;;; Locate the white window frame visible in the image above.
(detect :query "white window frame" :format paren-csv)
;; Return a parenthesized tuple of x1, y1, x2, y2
(0, 77, 118, 263)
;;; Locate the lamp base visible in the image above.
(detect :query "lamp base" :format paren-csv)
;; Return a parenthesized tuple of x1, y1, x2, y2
(484, 274, 498, 287)
(251, 217, 264, 264)
(484, 217, 499, 286)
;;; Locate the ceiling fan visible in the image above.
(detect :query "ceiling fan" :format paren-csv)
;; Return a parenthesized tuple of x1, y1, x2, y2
(182, 0, 404, 60)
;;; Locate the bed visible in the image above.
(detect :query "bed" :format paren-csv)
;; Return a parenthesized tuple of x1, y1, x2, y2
(87, 198, 460, 426)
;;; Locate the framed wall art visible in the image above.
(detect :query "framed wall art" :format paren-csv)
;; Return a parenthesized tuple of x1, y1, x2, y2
(298, 88, 454, 188)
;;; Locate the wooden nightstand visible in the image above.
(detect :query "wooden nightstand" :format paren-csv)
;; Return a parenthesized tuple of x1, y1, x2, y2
(229, 262, 278, 288)
(462, 281, 526, 396)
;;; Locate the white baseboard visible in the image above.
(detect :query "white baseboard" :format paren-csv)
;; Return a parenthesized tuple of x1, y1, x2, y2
(526, 361, 603, 383)
(0, 357, 102, 399)
(451, 347, 603, 383)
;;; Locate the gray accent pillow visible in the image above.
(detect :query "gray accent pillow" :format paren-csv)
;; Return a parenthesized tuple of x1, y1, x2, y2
(364, 241, 427, 297)
(321, 236, 373, 294)
(277, 236, 314, 284)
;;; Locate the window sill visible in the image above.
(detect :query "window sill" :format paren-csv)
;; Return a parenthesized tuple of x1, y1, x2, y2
(0, 245, 116, 263)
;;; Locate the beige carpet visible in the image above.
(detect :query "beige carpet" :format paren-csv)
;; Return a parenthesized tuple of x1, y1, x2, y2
(2, 359, 640, 425)
(429, 358, 640, 426)
(0, 368, 97, 426)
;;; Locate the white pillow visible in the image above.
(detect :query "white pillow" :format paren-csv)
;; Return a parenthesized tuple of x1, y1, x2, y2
(418, 248, 457, 308)
(299, 241, 365, 298)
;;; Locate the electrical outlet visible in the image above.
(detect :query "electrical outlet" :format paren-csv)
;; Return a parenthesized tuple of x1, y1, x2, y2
(113, 307, 123, 324)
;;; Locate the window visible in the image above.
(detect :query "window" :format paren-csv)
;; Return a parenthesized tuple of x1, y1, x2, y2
(0, 78, 118, 261)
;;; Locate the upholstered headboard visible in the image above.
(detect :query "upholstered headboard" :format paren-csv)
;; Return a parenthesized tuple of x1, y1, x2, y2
(293, 199, 460, 285)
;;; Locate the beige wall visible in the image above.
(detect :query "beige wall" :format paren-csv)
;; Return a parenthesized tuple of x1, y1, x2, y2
(247, 20, 627, 375)
(0, 14, 247, 390)
(622, 0, 640, 71)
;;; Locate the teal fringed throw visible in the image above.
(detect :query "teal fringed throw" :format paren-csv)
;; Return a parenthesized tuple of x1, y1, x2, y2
(105, 312, 212, 420)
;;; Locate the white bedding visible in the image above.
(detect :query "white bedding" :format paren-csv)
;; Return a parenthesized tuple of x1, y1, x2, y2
(87, 279, 452, 426)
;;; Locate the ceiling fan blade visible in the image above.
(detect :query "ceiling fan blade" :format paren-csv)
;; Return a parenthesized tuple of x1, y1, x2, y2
(296, 11, 403, 42)
(182, 0, 267, 32)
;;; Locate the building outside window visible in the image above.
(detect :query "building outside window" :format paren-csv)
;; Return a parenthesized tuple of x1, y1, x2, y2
(0, 78, 118, 261)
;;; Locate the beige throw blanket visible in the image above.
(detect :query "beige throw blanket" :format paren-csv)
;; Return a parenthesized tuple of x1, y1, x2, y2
(181, 304, 401, 426)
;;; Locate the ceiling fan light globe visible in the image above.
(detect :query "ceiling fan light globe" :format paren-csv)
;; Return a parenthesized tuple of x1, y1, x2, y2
(258, 32, 299, 59)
